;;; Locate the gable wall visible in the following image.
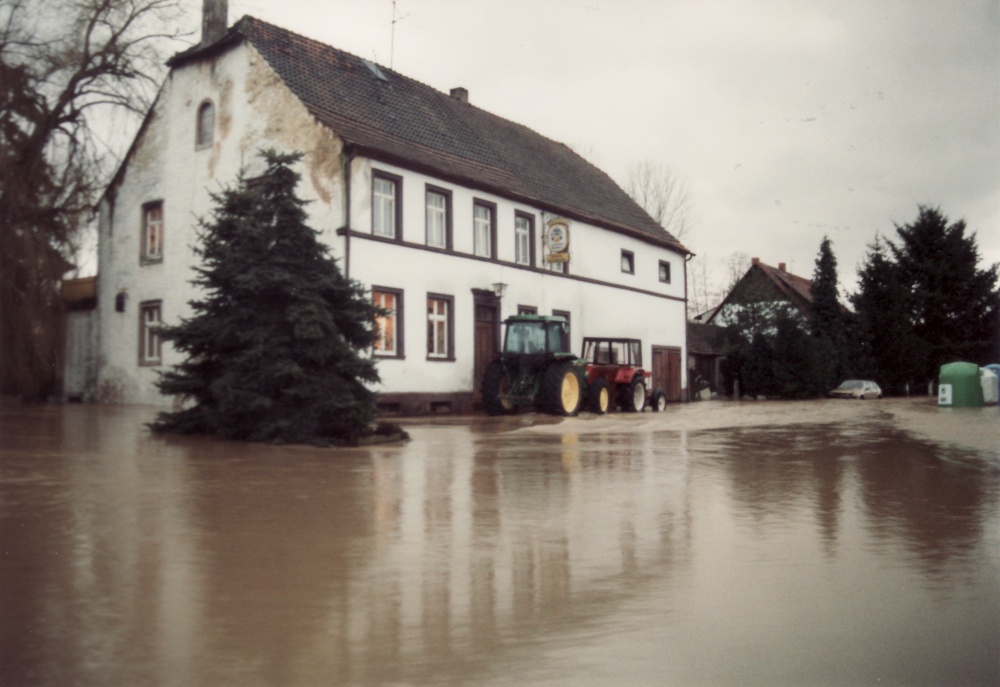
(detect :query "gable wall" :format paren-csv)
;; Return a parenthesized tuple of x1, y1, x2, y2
(95, 43, 347, 404)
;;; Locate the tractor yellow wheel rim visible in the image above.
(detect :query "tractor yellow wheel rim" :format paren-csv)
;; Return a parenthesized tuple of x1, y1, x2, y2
(561, 373, 580, 412)
(598, 387, 609, 413)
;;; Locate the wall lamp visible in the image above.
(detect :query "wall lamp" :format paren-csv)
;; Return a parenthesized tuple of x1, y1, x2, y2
(492, 282, 508, 299)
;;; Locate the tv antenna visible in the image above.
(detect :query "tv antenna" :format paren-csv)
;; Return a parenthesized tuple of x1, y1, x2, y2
(389, 0, 409, 69)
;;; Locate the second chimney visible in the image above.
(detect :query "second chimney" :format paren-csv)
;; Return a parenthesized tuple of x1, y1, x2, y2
(778, 262, 786, 272)
(202, 0, 228, 45)
(450, 87, 469, 103)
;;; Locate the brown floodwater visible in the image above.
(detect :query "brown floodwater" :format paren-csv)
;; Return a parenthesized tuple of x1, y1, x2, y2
(1, 399, 998, 686)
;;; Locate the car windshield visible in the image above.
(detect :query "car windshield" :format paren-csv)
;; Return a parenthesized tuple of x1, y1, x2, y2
(838, 380, 864, 390)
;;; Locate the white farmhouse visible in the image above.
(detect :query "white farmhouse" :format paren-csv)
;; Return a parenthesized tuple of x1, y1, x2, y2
(93, 2, 690, 413)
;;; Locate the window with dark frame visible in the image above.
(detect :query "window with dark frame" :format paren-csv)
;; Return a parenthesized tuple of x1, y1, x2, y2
(139, 300, 162, 365)
(142, 201, 163, 263)
(373, 288, 404, 357)
(426, 294, 454, 360)
(426, 186, 451, 249)
(621, 249, 635, 274)
(553, 309, 571, 341)
(515, 212, 534, 266)
(518, 305, 538, 315)
(659, 260, 672, 284)
(196, 100, 214, 148)
(473, 200, 496, 258)
(373, 171, 402, 239)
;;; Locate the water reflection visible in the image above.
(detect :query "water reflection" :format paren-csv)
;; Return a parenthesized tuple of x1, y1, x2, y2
(0, 403, 997, 686)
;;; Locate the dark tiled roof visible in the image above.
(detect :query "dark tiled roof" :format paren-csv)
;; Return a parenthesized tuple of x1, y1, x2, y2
(705, 260, 815, 324)
(755, 261, 814, 309)
(170, 16, 687, 253)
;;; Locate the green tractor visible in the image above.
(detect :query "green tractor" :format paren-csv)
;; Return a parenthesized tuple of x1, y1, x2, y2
(481, 314, 586, 416)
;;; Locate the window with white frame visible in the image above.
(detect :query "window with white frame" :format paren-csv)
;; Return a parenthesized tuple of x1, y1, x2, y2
(515, 212, 533, 266)
(373, 288, 403, 357)
(373, 173, 400, 239)
(473, 201, 494, 258)
(139, 301, 162, 365)
(426, 188, 449, 248)
(142, 202, 163, 263)
(427, 294, 453, 359)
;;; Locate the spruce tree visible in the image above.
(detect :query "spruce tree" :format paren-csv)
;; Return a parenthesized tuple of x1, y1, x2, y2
(809, 236, 847, 388)
(889, 206, 999, 381)
(851, 237, 928, 393)
(151, 150, 382, 445)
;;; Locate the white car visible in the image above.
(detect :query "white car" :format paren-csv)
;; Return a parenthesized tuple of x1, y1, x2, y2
(829, 379, 883, 400)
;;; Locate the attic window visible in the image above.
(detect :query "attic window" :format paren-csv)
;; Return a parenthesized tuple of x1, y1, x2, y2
(196, 100, 214, 148)
(362, 59, 388, 82)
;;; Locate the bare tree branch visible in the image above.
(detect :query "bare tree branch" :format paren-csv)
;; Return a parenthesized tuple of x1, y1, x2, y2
(622, 159, 694, 242)
(0, 0, 189, 400)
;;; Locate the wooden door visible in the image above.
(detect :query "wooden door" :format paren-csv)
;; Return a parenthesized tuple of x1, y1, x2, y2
(473, 301, 499, 401)
(652, 346, 683, 402)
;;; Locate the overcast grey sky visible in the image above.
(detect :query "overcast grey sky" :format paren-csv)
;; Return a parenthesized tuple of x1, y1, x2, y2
(186, 0, 999, 297)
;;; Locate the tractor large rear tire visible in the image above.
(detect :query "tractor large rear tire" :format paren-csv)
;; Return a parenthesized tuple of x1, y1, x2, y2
(623, 376, 647, 412)
(482, 360, 516, 416)
(540, 362, 582, 416)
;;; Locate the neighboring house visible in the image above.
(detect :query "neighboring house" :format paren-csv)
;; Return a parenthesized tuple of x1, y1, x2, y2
(61, 276, 98, 401)
(705, 258, 814, 333)
(91, 2, 690, 412)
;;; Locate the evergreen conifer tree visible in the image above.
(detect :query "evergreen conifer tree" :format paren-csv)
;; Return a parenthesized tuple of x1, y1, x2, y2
(151, 150, 383, 445)
(809, 236, 847, 388)
(888, 206, 999, 381)
(851, 237, 927, 393)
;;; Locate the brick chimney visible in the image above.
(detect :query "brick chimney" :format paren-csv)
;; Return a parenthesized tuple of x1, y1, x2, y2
(450, 87, 469, 103)
(751, 257, 760, 266)
(778, 262, 786, 272)
(202, 0, 228, 45)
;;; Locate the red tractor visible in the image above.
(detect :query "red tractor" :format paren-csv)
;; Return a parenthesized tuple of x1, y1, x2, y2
(581, 337, 667, 414)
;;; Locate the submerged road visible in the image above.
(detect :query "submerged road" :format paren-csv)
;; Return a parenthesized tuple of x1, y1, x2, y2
(1, 398, 998, 686)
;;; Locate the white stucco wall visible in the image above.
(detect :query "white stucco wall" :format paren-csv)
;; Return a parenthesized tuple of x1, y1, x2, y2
(349, 160, 687, 397)
(96, 43, 348, 404)
(95, 41, 688, 407)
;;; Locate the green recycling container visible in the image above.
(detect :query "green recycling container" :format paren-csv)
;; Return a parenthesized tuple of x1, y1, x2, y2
(938, 362, 984, 407)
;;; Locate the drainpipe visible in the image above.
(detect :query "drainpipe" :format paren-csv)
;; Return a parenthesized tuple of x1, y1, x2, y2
(684, 251, 694, 401)
(342, 146, 354, 279)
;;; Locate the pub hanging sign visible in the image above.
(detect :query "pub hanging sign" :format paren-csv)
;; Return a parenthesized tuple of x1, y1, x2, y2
(545, 218, 570, 263)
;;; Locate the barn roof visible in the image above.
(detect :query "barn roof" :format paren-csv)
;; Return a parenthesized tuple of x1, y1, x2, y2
(169, 16, 688, 253)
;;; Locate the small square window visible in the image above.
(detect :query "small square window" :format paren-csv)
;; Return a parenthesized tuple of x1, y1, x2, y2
(621, 250, 635, 274)
(659, 260, 672, 284)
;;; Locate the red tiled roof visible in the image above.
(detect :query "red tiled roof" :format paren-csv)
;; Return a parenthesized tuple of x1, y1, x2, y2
(169, 16, 688, 253)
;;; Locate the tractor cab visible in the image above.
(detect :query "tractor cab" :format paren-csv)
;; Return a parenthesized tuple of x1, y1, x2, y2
(502, 315, 573, 358)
